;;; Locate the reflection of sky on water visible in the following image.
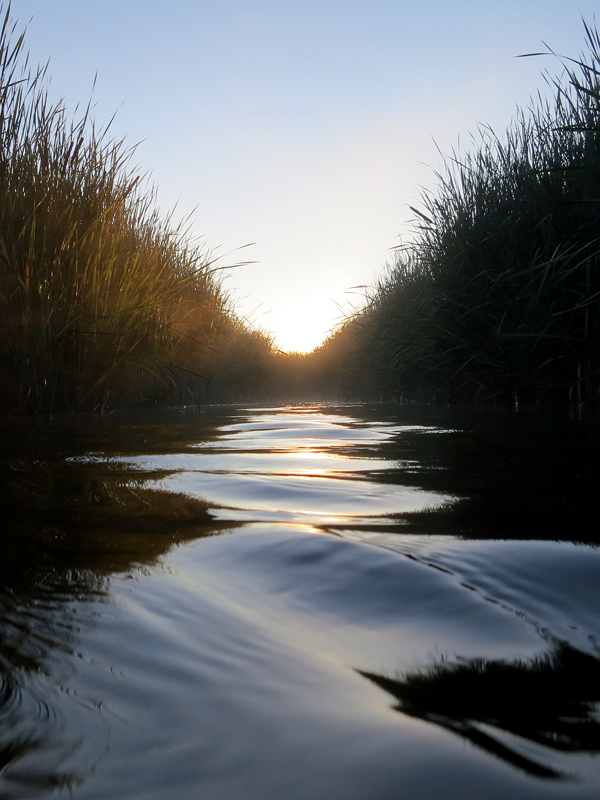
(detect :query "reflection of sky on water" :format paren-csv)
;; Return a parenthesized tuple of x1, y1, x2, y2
(3, 404, 600, 798)
(189, 413, 441, 451)
(88, 451, 406, 475)
(359, 641, 600, 780)
(79, 412, 449, 524)
(154, 470, 448, 522)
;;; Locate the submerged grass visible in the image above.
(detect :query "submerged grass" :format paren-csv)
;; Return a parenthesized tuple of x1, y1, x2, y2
(320, 21, 600, 403)
(0, 2, 272, 413)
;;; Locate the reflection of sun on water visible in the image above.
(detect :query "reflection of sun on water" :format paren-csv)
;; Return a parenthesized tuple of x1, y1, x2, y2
(285, 451, 336, 460)
(284, 449, 348, 475)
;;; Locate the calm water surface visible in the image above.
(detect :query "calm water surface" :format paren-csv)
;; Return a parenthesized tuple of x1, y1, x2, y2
(1, 403, 600, 799)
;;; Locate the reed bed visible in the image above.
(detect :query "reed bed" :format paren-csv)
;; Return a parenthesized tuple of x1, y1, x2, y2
(0, 2, 271, 413)
(325, 21, 600, 403)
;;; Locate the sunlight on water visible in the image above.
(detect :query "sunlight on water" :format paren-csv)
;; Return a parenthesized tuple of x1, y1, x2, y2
(1, 404, 600, 799)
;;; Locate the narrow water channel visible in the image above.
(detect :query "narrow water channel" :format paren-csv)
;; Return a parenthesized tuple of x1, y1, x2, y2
(1, 404, 599, 799)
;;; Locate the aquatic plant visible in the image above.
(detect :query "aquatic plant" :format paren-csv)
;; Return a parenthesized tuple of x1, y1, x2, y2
(326, 21, 600, 403)
(0, 2, 271, 413)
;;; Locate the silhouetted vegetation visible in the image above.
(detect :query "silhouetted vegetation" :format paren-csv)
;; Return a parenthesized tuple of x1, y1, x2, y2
(315, 22, 600, 404)
(7, 0, 600, 411)
(359, 642, 600, 779)
(0, 2, 274, 414)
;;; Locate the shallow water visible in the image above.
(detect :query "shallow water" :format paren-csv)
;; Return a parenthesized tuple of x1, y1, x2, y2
(1, 403, 600, 798)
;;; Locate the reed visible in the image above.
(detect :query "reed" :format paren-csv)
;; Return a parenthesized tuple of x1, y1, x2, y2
(0, 2, 269, 413)
(328, 21, 600, 403)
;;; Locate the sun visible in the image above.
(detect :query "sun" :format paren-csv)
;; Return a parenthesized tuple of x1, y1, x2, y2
(268, 297, 341, 353)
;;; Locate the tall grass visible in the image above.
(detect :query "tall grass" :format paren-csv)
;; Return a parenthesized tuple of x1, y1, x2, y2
(0, 2, 271, 413)
(329, 21, 600, 403)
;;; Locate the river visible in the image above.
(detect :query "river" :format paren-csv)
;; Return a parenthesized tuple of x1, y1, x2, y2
(1, 403, 599, 799)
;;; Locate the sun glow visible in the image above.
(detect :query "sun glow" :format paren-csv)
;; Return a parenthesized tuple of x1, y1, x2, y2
(268, 296, 342, 354)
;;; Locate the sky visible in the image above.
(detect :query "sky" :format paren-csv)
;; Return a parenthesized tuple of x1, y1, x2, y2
(11, 0, 600, 351)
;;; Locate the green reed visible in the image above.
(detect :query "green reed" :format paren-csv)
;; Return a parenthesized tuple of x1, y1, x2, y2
(0, 2, 271, 413)
(325, 21, 600, 403)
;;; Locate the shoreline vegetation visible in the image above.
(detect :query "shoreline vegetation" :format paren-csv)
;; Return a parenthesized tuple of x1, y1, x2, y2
(2, 2, 600, 413)
(314, 22, 600, 405)
(0, 2, 274, 414)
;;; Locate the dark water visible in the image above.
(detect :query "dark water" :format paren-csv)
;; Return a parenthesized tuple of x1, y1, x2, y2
(1, 403, 600, 799)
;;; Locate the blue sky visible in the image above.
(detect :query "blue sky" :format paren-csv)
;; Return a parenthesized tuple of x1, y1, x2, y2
(12, 0, 600, 350)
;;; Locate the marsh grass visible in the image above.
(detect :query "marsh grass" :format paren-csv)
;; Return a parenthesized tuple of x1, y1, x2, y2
(0, 2, 270, 413)
(330, 21, 600, 402)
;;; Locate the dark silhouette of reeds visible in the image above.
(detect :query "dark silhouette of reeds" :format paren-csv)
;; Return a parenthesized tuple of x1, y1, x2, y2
(319, 21, 600, 403)
(0, 2, 272, 413)
(359, 642, 600, 779)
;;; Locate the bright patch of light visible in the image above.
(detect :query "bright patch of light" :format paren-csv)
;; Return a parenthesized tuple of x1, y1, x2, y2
(267, 295, 343, 353)
(283, 451, 331, 460)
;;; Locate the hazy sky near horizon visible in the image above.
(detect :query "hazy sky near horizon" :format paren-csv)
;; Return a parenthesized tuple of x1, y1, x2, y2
(12, 0, 600, 351)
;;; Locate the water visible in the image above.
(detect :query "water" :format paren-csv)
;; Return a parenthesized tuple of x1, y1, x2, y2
(1, 403, 600, 799)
